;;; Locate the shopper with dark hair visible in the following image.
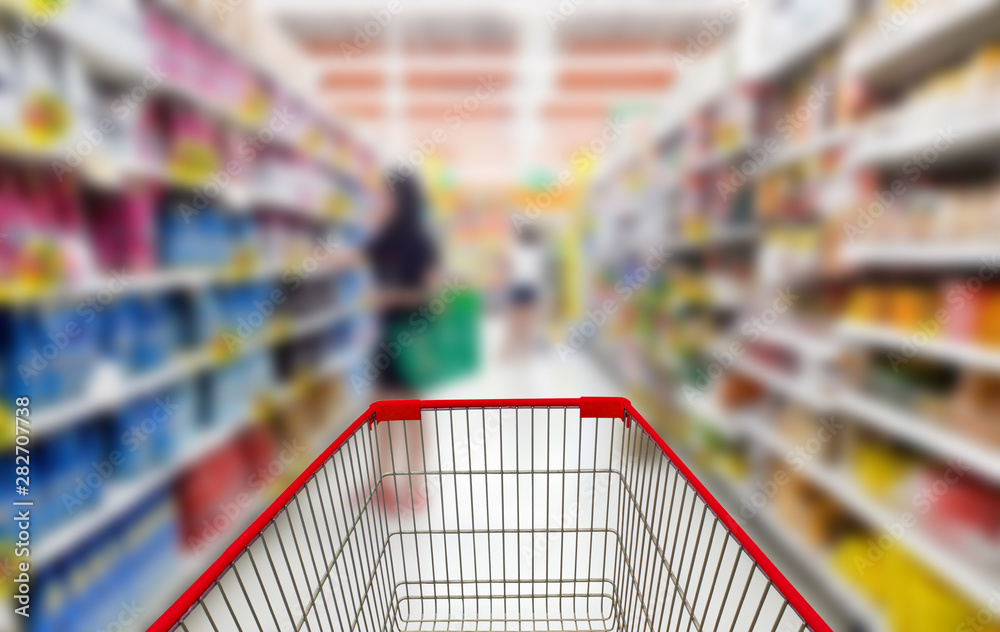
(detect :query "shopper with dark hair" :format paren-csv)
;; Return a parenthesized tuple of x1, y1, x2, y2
(366, 169, 440, 514)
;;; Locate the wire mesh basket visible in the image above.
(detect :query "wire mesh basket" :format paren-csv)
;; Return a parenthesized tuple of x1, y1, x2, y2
(150, 397, 832, 632)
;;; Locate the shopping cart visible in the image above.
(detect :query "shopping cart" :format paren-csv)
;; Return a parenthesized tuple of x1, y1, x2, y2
(149, 398, 833, 632)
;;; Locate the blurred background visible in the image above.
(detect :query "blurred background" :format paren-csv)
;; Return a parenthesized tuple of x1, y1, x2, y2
(1, 0, 1000, 630)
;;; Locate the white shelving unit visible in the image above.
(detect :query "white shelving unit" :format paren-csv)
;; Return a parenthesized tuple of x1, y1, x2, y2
(841, 243, 1000, 267)
(2, 14, 376, 632)
(590, 0, 1000, 628)
(838, 390, 1000, 485)
(732, 356, 830, 411)
(33, 304, 359, 437)
(838, 322, 1000, 373)
(746, 419, 1000, 609)
(125, 392, 367, 632)
(843, 0, 1000, 88)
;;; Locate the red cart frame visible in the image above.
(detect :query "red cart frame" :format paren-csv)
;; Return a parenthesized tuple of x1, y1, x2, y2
(149, 397, 833, 632)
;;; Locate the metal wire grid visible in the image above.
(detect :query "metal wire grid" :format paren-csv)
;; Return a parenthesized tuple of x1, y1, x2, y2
(170, 405, 818, 632)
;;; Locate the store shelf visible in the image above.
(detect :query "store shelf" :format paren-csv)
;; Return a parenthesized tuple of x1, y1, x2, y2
(33, 305, 356, 436)
(37, 369, 365, 570)
(843, 0, 1000, 89)
(3, 257, 354, 308)
(33, 351, 212, 437)
(748, 421, 1000, 609)
(128, 392, 365, 632)
(687, 142, 755, 173)
(841, 243, 1000, 268)
(745, 0, 854, 81)
(35, 420, 246, 568)
(849, 111, 1000, 169)
(123, 490, 272, 632)
(587, 1, 1000, 628)
(752, 507, 888, 632)
(668, 224, 759, 252)
(838, 322, 1000, 373)
(761, 127, 853, 174)
(680, 391, 744, 439)
(838, 389, 1000, 484)
(760, 326, 839, 361)
(687, 451, 887, 632)
(48, 6, 151, 82)
(732, 356, 830, 410)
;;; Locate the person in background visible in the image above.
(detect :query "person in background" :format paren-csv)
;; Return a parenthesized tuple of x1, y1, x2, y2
(366, 170, 439, 515)
(503, 223, 550, 359)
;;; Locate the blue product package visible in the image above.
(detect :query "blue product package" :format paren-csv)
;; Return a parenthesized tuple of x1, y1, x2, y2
(39, 423, 106, 538)
(137, 392, 174, 466)
(86, 528, 126, 632)
(228, 214, 258, 265)
(0, 453, 14, 543)
(190, 290, 221, 349)
(147, 388, 184, 464)
(38, 304, 100, 405)
(134, 296, 176, 372)
(101, 298, 139, 373)
(32, 563, 69, 632)
(157, 201, 196, 268)
(30, 440, 56, 540)
(170, 379, 200, 452)
(204, 365, 230, 427)
(198, 207, 231, 268)
(116, 398, 154, 478)
(134, 492, 179, 602)
(5, 311, 58, 408)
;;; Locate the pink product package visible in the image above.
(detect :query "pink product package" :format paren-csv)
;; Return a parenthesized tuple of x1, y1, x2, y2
(942, 277, 981, 343)
(120, 187, 158, 273)
(88, 188, 157, 275)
